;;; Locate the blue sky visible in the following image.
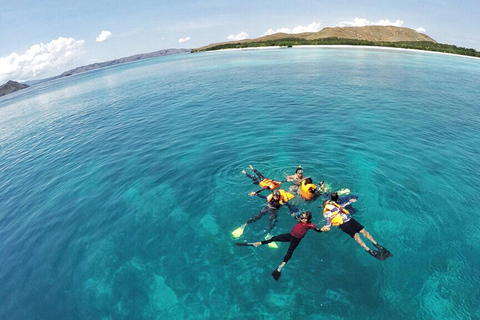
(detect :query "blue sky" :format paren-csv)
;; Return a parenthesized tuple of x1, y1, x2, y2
(1, 0, 479, 83)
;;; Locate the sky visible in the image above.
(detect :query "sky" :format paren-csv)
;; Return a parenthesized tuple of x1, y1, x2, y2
(1, 0, 479, 83)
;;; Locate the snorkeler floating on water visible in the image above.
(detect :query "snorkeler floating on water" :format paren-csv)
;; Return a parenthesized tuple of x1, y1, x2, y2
(232, 188, 297, 247)
(237, 211, 322, 280)
(235, 165, 392, 280)
(242, 165, 284, 194)
(320, 192, 392, 260)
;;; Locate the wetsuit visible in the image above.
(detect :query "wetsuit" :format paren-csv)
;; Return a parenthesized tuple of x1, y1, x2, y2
(244, 168, 266, 185)
(245, 168, 284, 194)
(262, 221, 322, 263)
(246, 193, 295, 233)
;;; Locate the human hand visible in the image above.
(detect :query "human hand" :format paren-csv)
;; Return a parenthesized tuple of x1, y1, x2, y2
(350, 198, 357, 202)
(320, 226, 330, 232)
(249, 191, 256, 196)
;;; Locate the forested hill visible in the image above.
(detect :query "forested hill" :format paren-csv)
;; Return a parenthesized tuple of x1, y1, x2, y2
(192, 26, 480, 58)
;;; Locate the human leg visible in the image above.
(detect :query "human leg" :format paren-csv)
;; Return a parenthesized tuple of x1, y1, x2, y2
(266, 208, 279, 233)
(246, 206, 269, 224)
(243, 170, 260, 185)
(282, 237, 302, 264)
(251, 167, 266, 181)
(261, 233, 292, 245)
(360, 228, 377, 245)
(353, 233, 371, 251)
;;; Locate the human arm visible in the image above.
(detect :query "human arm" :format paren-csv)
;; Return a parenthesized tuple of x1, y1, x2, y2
(340, 198, 357, 207)
(286, 174, 295, 182)
(285, 201, 295, 213)
(321, 210, 333, 230)
(249, 188, 266, 196)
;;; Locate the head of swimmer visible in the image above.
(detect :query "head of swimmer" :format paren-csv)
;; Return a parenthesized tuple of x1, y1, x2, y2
(272, 189, 281, 200)
(295, 167, 304, 177)
(300, 211, 312, 222)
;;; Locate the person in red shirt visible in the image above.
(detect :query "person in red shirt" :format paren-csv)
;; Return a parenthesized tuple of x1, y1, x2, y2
(236, 211, 322, 280)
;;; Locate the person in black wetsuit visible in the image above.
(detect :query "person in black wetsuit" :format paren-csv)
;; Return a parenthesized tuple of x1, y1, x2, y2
(238, 189, 297, 234)
(242, 165, 283, 194)
(237, 211, 322, 280)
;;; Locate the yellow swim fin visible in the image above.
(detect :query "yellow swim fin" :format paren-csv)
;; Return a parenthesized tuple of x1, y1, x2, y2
(232, 225, 246, 238)
(265, 233, 278, 249)
(337, 188, 350, 195)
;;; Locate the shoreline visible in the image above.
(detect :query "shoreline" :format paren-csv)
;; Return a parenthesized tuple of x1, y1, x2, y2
(205, 44, 480, 61)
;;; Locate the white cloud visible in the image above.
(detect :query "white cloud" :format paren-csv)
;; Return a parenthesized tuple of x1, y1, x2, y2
(264, 21, 321, 36)
(0, 37, 85, 82)
(415, 27, 426, 33)
(227, 31, 249, 41)
(96, 30, 112, 42)
(178, 37, 191, 43)
(337, 18, 404, 27)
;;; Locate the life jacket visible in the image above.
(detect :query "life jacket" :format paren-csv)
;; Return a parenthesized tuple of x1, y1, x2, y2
(300, 180, 317, 200)
(323, 202, 350, 226)
(259, 178, 282, 190)
(267, 189, 294, 205)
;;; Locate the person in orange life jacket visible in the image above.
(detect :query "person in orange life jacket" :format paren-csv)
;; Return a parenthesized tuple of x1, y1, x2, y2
(299, 177, 328, 201)
(236, 211, 322, 280)
(286, 166, 306, 193)
(239, 189, 297, 234)
(320, 192, 392, 260)
(242, 165, 283, 194)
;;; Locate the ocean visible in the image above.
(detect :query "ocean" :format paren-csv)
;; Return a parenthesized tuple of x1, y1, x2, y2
(1, 47, 479, 320)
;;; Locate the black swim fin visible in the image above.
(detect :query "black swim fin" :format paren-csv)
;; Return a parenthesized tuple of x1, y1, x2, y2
(373, 243, 393, 260)
(271, 268, 282, 281)
(368, 248, 392, 261)
(368, 249, 382, 259)
(236, 243, 255, 247)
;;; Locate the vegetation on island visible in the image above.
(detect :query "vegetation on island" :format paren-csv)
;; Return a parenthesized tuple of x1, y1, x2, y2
(197, 38, 480, 58)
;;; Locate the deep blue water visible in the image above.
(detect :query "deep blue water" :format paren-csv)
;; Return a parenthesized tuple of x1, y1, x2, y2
(1, 47, 480, 320)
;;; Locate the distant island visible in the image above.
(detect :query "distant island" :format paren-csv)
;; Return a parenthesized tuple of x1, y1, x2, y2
(56, 48, 190, 79)
(0, 48, 190, 97)
(0, 80, 29, 96)
(2, 26, 479, 97)
(192, 26, 480, 58)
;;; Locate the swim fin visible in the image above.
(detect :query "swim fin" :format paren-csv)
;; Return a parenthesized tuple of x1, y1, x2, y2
(232, 225, 246, 238)
(373, 243, 393, 260)
(368, 248, 392, 260)
(368, 249, 382, 259)
(265, 233, 278, 249)
(235, 243, 255, 247)
(271, 268, 282, 281)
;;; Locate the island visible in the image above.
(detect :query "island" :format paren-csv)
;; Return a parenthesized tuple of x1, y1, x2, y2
(0, 48, 190, 97)
(0, 81, 29, 96)
(192, 26, 480, 58)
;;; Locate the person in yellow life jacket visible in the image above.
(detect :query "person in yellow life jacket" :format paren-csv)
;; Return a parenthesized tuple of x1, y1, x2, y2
(242, 165, 284, 194)
(320, 192, 392, 260)
(237, 189, 297, 235)
(299, 177, 328, 201)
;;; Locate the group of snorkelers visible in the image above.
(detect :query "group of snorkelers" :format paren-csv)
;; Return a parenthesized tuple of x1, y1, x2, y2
(234, 165, 392, 281)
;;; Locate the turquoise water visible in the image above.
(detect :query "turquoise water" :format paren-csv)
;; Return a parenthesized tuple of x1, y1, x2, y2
(1, 47, 479, 319)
